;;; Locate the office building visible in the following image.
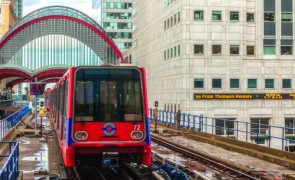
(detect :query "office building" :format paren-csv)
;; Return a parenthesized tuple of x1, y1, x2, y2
(92, 0, 133, 54)
(132, 0, 295, 149)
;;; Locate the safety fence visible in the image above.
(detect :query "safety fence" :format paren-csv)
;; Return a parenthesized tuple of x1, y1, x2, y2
(0, 106, 30, 140)
(0, 141, 19, 180)
(0, 101, 13, 107)
(149, 108, 295, 151)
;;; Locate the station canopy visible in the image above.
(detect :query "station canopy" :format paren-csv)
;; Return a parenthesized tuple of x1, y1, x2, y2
(0, 6, 124, 87)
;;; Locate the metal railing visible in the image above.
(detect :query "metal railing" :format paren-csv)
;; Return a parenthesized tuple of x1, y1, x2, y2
(0, 141, 19, 180)
(0, 106, 30, 140)
(0, 101, 13, 107)
(149, 108, 295, 151)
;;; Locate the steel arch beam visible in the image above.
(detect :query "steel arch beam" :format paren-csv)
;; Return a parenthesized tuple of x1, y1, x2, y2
(6, 78, 29, 88)
(0, 69, 31, 80)
(0, 15, 124, 65)
(32, 69, 67, 81)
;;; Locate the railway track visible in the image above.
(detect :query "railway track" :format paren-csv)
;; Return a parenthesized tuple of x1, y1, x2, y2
(72, 163, 163, 180)
(151, 134, 259, 180)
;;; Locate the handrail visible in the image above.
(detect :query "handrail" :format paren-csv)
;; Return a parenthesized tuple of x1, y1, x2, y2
(0, 106, 30, 140)
(0, 141, 19, 180)
(149, 108, 295, 151)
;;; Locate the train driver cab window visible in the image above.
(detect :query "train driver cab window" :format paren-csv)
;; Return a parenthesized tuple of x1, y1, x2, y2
(75, 81, 94, 122)
(74, 68, 144, 122)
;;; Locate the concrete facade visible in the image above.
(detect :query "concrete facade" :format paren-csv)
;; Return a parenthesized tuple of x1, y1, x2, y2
(132, 0, 295, 149)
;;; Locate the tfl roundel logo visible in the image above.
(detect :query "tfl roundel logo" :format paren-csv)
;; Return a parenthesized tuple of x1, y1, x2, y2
(102, 122, 117, 136)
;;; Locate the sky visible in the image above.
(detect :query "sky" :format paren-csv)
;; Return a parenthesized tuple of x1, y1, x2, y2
(23, 0, 93, 17)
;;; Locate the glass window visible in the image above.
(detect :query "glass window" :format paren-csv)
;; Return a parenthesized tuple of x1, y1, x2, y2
(264, 13, 275, 21)
(194, 45, 204, 54)
(247, 13, 254, 22)
(264, 22, 276, 35)
(282, 13, 292, 21)
(178, 45, 180, 56)
(230, 11, 239, 21)
(194, 79, 204, 88)
(251, 118, 269, 135)
(174, 47, 176, 57)
(194, 10, 204, 20)
(264, 46, 276, 55)
(281, 46, 292, 55)
(282, 0, 293, 12)
(212, 45, 221, 54)
(164, 21, 166, 30)
(212, 79, 222, 88)
(164, 50, 166, 60)
(230, 79, 239, 88)
(283, 79, 291, 88)
(247, 46, 255, 55)
(215, 118, 235, 136)
(285, 118, 295, 134)
(265, 79, 274, 88)
(178, 12, 180, 22)
(282, 22, 293, 36)
(170, 48, 173, 57)
(264, 0, 275, 11)
(230, 45, 239, 55)
(167, 49, 170, 59)
(212, 11, 222, 20)
(74, 68, 143, 122)
(248, 79, 257, 88)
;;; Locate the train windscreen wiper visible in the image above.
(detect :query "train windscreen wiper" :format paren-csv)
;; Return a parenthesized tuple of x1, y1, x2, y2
(80, 116, 85, 125)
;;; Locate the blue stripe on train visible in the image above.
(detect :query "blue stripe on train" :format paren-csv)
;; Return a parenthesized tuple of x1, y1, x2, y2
(145, 117, 151, 145)
(66, 117, 72, 146)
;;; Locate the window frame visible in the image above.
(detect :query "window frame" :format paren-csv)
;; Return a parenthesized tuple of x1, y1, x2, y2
(215, 118, 235, 136)
(212, 79, 222, 88)
(212, 45, 222, 55)
(230, 11, 239, 21)
(248, 79, 257, 89)
(265, 79, 274, 88)
(247, 46, 255, 55)
(246, 12, 254, 22)
(194, 44, 204, 55)
(282, 79, 291, 88)
(212, 11, 222, 21)
(194, 78, 204, 88)
(230, 45, 239, 55)
(281, 46, 292, 55)
(230, 79, 239, 88)
(194, 10, 204, 20)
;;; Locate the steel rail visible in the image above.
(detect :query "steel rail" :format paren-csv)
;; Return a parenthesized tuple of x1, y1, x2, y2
(151, 134, 259, 180)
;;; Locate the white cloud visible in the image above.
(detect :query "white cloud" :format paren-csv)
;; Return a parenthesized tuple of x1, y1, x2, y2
(23, 0, 93, 17)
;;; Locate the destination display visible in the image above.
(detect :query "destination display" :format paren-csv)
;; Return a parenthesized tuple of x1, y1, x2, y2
(194, 93, 295, 100)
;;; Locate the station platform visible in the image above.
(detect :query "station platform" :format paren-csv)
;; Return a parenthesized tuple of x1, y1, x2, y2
(2, 112, 295, 179)
(0, 112, 67, 180)
(151, 122, 295, 179)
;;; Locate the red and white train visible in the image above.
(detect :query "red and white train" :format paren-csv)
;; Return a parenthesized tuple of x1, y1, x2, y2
(49, 66, 151, 168)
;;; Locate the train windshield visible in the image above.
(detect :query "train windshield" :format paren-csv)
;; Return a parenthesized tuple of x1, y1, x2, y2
(74, 68, 144, 122)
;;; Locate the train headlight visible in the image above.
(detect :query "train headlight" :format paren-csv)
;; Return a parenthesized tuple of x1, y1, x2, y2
(130, 131, 143, 140)
(75, 131, 88, 140)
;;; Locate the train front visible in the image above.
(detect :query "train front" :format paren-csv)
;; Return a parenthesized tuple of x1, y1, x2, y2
(66, 66, 151, 168)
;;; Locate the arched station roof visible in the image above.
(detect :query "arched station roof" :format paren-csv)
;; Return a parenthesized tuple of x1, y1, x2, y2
(0, 6, 124, 87)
